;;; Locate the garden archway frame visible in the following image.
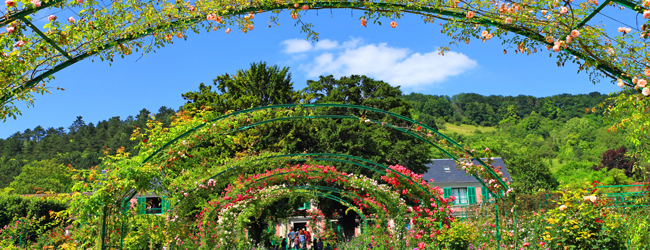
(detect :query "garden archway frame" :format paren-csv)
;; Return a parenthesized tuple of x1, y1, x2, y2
(1, 0, 649, 120)
(101, 103, 513, 249)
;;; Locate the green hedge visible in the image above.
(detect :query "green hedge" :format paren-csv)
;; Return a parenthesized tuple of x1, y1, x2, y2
(0, 194, 68, 242)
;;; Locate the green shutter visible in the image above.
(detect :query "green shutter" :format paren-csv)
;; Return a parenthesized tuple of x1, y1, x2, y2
(162, 196, 171, 214)
(467, 187, 476, 204)
(306, 201, 311, 209)
(481, 187, 488, 203)
(443, 188, 452, 199)
(136, 197, 146, 215)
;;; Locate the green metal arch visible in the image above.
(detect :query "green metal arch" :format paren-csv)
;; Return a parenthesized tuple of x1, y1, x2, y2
(172, 153, 391, 206)
(202, 185, 369, 236)
(142, 104, 508, 192)
(1, 0, 644, 106)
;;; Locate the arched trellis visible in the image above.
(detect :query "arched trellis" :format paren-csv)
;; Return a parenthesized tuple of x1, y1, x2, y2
(171, 152, 441, 208)
(197, 167, 419, 249)
(137, 104, 510, 194)
(2, 0, 649, 117)
(97, 103, 513, 249)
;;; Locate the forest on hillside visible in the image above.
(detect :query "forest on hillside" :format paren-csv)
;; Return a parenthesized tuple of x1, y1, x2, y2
(0, 63, 640, 195)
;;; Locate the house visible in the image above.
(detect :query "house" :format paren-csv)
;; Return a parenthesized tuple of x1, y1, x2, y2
(422, 158, 513, 206)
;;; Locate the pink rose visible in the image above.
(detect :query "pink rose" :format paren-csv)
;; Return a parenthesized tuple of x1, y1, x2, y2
(466, 11, 475, 19)
(546, 36, 554, 43)
(481, 30, 489, 37)
(553, 45, 561, 52)
(504, 17, 512, 24)
(644, 10, 650, 19)
(76, 0, 83, 3)
(48, 15, 57, 22)
(5, 0, 15, 7)
(68, 17, 75, 23)
(30, 0, 41, 7)
(571, 29, 580, 37)
(301, 5, 308, 10)
(14, 40, 25, 47)
(6, 26, 14, 33)
(638, 79, 648, 88)
(643, 87, 650, 97)
(560, 6, 568, 14)
(645, 69, 650, 77)
(225, 28, 231, 34)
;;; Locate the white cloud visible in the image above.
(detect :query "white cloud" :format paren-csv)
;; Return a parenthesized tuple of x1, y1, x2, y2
(281, 39, 312, 54)
(299, 40, 477, 89)
(314, 39, 339, 50)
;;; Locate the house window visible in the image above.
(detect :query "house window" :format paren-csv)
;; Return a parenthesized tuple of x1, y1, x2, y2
(452, 188, 468, 205)
(443, 187, 477, 205)
(443, 166, 451, 172)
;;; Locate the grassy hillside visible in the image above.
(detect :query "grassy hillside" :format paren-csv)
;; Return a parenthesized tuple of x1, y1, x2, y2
(439, 123, 496, 136)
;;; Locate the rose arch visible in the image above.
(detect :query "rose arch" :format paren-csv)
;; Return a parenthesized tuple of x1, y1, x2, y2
(71, 103, 517, 249)
(2, 0, 650, 120)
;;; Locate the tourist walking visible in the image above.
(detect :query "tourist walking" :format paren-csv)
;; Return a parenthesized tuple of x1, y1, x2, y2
(288, 228, 296, 249)
(299, 230, 306, 249)
(280, 237, 287, 250)
(304, 230, 311, 249)
(293, 230, 300, 249)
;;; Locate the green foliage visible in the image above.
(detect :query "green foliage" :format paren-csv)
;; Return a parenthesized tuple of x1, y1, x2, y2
(8, 159, 73, 194)
(501, 147, 559, 195)
(182, 61, 299, 113)
(555, 161, 634, 187)
(435, 221, 475, 250)
(536, 186, 627, 249)
(0, 194, 68, 245)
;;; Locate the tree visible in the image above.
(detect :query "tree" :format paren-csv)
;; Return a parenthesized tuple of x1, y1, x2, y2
(593, 146, 637, 178)
(9, 159, 73, 194)
(501, 148, 559, 194)
(182, 61, 299, 113)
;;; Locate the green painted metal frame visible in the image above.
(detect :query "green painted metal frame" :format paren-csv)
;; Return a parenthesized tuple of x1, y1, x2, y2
(138, 104, 507, 194)
(2, 0, 647, 105)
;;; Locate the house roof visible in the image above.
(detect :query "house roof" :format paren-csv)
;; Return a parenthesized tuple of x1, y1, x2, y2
(422, 158, 513, 187)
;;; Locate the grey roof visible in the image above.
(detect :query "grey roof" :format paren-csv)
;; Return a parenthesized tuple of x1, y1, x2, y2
(422, 158, 512, 187)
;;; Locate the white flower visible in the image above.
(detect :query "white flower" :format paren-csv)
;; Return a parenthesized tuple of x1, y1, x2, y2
(559, 205, 567, 211)
(617, 79, 625, 88)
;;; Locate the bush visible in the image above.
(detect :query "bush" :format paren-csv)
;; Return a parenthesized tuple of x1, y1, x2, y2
(0, 194, 68, 245)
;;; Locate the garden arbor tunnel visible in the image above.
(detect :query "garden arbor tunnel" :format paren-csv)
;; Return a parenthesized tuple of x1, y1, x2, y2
(100, 103, 517, 249)
(1, 0, 649, 118)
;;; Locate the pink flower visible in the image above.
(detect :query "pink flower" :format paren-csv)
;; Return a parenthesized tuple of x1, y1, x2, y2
(361, 18, 367, 27)
(546, 36, 554, 43)
(14, 40, 25, 47)
(68, 17, 75, 23)
(6, 26, 14, 33)
(504, 17, 512, 24)
(571, 29, 580, 38)
(30, 0, 41, 7)
(638, 79, 648, 88)
(643, 88, 650, 97)
(644, 10, 650, 19)
(48, 15, 57, 22)
(418, 242, 426, 249)
(481, 30, 489, 37)
(553, 45, 561, 52)
(466, 11, 475, 19)
(560, 6, 568, 14)
(645, 69, 650, 78)
(390, 21, 397, 28)
(618, 27, 631, 34)
(566, 35, 573, 44)
(76, 0, 83, 3)
(301, 5, 308, 10)
(225, 28, 231, 34)
(5, 0, 15, 7)
(617, 79, 625, 88)
(523, 242, 530, 247)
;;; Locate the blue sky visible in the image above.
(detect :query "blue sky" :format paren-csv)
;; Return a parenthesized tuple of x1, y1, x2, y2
(3, 5, 640, 138)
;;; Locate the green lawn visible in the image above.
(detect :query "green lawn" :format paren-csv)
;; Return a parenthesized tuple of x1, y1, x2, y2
(439, 123, 496, 135)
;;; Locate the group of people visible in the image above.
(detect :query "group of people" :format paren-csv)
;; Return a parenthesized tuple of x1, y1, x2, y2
(279, 228, 332, 250)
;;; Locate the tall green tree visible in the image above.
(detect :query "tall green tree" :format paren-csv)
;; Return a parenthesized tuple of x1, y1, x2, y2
(182, 61, 299, 113)
(8, 159, 73, 194)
